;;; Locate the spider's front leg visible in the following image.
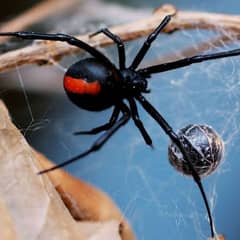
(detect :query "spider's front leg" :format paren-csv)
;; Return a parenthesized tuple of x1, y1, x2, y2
(90, 28, 126, 69)
(138, 48, 240, 75)
(0, 31, 114, 68)
(130, 15, 172, 70)
(136, 94, 216, 238)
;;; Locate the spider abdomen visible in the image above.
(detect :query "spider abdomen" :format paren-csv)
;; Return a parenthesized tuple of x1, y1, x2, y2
(64, 75, 101, 95)
(64, 58, 117, 111)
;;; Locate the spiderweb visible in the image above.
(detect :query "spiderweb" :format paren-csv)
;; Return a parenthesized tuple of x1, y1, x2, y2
(0, 2, 239, 240)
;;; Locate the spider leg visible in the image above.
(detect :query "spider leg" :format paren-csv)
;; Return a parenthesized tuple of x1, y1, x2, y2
(128, 98, 153, 147)
(130, 15, 172, 70)
(90, 28, 126, 69)
(38, 102, 130, 174)
(139, 48, 240, 76)
(0, 31, 116, 68)
(136, 94, 215, 238)
(74, 106, 120, 135)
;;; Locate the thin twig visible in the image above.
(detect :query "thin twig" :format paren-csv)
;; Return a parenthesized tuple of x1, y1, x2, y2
(1, 4, 240, 72)
(142, 32, 239, 67)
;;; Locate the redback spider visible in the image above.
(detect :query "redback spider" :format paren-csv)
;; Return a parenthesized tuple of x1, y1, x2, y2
(1, 14, 237, 238)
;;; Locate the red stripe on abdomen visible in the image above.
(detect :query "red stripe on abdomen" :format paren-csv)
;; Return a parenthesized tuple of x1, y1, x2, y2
(64, 76, 101, 95)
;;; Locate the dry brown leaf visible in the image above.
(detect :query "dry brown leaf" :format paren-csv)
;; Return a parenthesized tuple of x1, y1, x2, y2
(35, 151, 135, 240)
(0, 100, 134, 240)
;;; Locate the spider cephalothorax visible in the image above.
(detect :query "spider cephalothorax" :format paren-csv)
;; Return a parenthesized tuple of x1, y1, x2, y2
(1, 14, 238, 238)
(120, 68, 149, 94)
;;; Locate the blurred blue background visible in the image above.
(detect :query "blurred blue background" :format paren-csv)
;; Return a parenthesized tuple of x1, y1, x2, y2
(0, 0, 240, 239)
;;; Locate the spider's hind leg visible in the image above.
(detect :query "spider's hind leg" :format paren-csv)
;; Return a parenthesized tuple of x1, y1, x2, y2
(128, 98, 153, 147)
(39, 102, 130, 174)
(74, 107, 120, 135)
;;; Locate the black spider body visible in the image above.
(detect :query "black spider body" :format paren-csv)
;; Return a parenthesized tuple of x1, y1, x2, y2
(1, 15, 238, 238)
(64, 58, 148, 111)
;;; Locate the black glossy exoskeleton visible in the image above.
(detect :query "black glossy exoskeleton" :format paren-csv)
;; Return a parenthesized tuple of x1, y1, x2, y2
(1, 15, 238, 238)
